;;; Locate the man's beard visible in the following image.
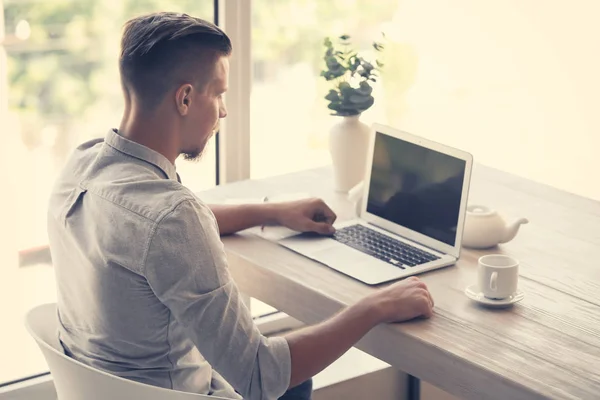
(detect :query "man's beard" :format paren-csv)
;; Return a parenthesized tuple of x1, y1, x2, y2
(182, 138, 209, 162)
(182, 148, 204, 162)
(182, 126, 217, 162)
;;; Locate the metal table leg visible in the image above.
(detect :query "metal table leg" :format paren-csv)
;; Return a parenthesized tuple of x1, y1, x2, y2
(408, 374, 420, 400)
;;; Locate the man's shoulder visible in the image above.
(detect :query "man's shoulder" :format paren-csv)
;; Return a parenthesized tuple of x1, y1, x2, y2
(54, 137, 202, 224)
(85, 169, 199, 224)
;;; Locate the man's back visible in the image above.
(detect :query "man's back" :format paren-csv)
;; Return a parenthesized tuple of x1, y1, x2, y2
(48, 130, 291, 399)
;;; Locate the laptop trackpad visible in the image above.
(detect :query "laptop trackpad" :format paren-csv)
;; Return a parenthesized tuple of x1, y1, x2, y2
(313, 246, 381, 269)
(279, 234, 405, 285)
(278, 234, 337, 255)
(311, 245, 395, 284)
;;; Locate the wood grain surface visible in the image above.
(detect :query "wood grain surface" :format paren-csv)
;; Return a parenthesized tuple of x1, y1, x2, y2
(198, 164, 600, 400)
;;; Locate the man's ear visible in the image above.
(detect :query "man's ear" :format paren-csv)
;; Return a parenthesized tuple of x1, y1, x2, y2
(175, 84, 193, 116)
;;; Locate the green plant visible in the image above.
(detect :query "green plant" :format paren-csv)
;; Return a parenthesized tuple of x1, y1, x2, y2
(320, 34, 384, 116)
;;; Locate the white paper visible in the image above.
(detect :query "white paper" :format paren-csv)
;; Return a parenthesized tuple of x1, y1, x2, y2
(221, 192, 311, 241)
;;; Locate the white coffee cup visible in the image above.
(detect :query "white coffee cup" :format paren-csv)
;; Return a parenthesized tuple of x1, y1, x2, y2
(478, 254, 519, 299)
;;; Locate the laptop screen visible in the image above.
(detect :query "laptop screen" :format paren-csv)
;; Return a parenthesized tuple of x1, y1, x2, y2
(366, 131, 466, 246)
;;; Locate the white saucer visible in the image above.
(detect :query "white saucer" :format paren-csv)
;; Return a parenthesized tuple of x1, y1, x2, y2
(465, 285, 524, 308)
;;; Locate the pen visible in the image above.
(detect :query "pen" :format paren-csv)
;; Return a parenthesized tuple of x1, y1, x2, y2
(261, 196, 269, 232)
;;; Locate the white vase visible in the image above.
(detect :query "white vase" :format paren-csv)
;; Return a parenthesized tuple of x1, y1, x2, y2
(328, 114, 372, 192)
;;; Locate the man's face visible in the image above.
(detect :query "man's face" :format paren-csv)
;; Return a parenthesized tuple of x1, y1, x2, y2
(180, 56, 229, 161)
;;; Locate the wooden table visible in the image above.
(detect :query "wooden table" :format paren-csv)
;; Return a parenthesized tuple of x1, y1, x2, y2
(199, 165, 600, 400)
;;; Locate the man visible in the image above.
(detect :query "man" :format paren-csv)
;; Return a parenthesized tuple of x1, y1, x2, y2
(48, 12, 434, 400)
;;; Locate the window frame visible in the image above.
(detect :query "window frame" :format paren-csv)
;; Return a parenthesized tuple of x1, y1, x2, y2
(216, 0, 251, 184)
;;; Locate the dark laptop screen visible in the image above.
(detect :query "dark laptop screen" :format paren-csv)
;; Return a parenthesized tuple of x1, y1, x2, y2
(366, 131, 466, 246)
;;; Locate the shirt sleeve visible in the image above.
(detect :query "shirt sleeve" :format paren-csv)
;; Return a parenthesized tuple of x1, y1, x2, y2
(144, 198, 291, 400)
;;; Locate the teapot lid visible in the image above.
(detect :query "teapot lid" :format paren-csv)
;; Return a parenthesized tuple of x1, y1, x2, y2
(467, 204, 496, 216)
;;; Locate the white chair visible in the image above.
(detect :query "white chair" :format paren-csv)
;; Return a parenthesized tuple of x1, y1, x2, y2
(25, 303, 231, 400)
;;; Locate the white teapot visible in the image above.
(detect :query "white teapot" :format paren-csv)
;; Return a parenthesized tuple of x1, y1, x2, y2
(462, 205, 528, 249)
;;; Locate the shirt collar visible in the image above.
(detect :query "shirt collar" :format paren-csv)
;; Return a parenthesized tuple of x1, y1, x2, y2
(105, 129, 179, 182)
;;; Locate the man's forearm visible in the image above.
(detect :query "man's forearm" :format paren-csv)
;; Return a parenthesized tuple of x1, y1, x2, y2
(209, 203, 279, 235)
(282, 297, 383, 388)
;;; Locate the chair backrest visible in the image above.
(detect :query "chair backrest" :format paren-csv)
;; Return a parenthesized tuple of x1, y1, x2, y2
(25, 303, 229, 400)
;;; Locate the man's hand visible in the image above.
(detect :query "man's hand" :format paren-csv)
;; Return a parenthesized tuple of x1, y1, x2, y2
(365, 276, 434, 323)
(274, 198, 337, 235)
(285, 275, 434, 388)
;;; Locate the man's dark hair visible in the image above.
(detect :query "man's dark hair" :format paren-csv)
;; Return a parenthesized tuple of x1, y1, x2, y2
(119, 12, 232, 109)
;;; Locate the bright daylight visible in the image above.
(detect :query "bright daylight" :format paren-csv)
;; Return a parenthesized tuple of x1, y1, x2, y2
(1, 1, 599, 400)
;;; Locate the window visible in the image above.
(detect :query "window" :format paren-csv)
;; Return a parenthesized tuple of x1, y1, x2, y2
(0, 0, 214, 385)
(250, 0, 600, 202)
(250, 0, 400, 179)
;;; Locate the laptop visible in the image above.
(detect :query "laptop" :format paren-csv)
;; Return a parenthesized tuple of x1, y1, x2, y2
(277, 123, 473, 285)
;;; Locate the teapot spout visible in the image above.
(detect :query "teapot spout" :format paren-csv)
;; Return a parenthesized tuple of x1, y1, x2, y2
(500, 218, 529, 244)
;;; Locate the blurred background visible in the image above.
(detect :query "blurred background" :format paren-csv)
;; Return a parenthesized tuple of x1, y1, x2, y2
(1, 0, 599, 386)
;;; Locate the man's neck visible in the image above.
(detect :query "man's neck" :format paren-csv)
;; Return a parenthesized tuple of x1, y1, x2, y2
(119, 104, 179, 164)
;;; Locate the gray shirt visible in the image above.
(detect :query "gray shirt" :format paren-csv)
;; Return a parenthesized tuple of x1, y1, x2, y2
(47, 129, 291, 400)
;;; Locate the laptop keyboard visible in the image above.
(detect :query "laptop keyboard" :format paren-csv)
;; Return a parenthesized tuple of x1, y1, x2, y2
(332, 224, 441, 268)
